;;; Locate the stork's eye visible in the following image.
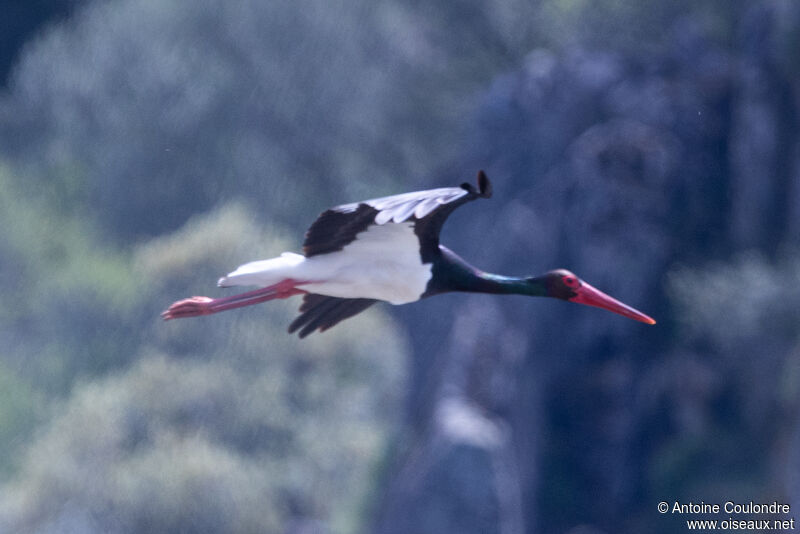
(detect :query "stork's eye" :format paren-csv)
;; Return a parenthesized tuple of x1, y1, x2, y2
(564, 276, 578, 287)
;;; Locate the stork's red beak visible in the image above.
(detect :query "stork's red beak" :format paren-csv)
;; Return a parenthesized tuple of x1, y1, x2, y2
(570, 282, 656, 325)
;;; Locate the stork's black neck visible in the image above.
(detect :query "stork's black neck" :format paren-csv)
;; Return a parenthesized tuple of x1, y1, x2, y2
(423, 246, 547, 298)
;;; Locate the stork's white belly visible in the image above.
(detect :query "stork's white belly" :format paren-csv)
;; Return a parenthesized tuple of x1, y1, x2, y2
(301, 266, 429, 304)
(302, 222, 432, 304)
(219, 222, 432, 305)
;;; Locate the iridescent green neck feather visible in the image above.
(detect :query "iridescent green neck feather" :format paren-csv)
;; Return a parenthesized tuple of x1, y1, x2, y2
(424, 247, 548, 298)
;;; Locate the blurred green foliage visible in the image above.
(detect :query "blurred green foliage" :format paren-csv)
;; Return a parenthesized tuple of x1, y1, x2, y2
(0, 196, 407, 533)
(666, 252, 800, 494)
(0, 164, 143, 390)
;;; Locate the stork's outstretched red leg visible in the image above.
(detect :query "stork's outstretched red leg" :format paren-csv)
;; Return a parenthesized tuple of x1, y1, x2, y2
(162, 279, 307, 320)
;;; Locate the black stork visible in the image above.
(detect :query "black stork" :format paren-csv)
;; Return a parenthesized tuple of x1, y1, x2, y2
(163, 171, 655, 337)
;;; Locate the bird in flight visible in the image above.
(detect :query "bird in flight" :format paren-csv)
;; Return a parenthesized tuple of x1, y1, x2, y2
(163, 171, 655, 337)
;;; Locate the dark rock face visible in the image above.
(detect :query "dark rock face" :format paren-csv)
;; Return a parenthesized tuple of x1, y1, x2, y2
(376, 398, 518, 534)
(376, 5, 800, 533)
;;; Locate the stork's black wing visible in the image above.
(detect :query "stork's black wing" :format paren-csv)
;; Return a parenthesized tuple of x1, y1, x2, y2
(288, 293, 378, 338)
(302, 171, 492, 262)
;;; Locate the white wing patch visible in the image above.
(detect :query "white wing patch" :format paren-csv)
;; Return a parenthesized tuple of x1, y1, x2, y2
(301, 222, 432, 304)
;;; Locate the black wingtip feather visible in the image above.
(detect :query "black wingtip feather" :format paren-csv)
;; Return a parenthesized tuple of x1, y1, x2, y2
(462, 170, 492, 198)
(289, 294, 378, 338)
(476, 170, 492, 198)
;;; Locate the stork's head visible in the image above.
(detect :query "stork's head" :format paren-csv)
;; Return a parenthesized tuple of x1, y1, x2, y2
(538, 269, 656, 324)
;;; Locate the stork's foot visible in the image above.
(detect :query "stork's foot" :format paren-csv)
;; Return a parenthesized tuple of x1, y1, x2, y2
(162, 279, 308, 321)
(161, 296, 214, 320)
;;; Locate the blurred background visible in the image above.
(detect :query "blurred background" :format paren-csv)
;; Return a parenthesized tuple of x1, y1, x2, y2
(0, 0, 799, 533)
